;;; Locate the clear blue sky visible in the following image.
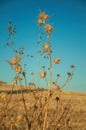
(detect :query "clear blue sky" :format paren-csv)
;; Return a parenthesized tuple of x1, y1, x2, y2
(0, 0, 86, 92)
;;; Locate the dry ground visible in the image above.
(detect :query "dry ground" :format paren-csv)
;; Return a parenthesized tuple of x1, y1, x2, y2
(0, 81, 86, 130)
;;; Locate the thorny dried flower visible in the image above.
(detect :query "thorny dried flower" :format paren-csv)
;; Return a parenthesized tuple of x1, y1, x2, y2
(14, 64, 22, 73)
(39, 12, 49, 20)
(43, 44, 50, 49)
(54, 58, 60, 64)
(37, 19, 43, 25)
(40, 72, 46, 78)
(44, 24, 53, 32)
(43, 14, 49, 20)
(10, 56, 21, 66)
(43, 44, 51, 53)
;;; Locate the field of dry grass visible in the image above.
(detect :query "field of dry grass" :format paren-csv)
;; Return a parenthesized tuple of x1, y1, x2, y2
(0, 81, 86, 130)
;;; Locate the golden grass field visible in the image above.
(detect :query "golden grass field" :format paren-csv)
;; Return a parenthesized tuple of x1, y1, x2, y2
(0, 81, 86, 130)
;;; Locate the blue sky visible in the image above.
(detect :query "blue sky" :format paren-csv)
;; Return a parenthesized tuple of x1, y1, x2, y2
(0, 0, 86, 92)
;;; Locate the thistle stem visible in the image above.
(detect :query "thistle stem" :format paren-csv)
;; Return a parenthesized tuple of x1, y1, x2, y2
(50, 53, 52, 89)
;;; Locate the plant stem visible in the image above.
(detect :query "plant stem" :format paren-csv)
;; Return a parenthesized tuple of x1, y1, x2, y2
(43, 88, 51, 130)
(50, 53, 52, 89)
(37, 25, 43, 87)
(19, 78, 31, 130)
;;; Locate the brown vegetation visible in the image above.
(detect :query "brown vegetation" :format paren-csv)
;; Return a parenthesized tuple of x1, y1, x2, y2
(0, 11, 84, 130)
(0, 83, 86, 130)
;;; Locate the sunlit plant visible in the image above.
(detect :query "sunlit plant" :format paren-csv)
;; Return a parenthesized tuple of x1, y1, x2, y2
(0, 11, 75, 130)
(37, 11, 75, 130)
(37, 11, 75, 90)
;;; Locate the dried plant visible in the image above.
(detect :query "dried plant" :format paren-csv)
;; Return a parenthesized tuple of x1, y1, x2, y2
(0, 11, 76, 130)
(36, 11, 75, 130)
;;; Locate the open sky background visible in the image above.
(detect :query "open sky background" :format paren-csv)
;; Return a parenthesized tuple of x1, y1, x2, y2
(0, 0, 86, 92)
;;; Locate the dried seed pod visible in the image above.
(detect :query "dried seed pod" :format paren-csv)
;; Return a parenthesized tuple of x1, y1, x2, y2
(14, 64, 22, 73)
(39, 12, 45, 19)
(38, 19, 43, 25)
(54, 58, 60, 64)
(40, 72, 46, 78)
(43, 44, 50, 49)
(10, 56, 21, 65)
(43, 44, 50, 53)
(44, 24, 53, 32)
(39, 12, 49, 20)
(43, 14, 49, 20)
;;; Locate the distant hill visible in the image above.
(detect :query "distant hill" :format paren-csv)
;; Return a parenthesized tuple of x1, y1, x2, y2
(0, 80, 7, 85)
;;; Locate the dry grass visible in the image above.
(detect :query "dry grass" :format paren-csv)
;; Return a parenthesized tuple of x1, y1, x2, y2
(0, 82, 86, 130)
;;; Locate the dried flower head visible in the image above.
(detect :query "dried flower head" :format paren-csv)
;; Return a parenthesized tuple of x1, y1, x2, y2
(10, 56, 21, 65)
(14, 64, 22, 73)
(44, 24, 53, 32)
(43, 44, 50, 49)
(39, 12, 49, 20)
(43, 14, 49, 20)
(37, 19, 43, 25)
(43, 44, 51, 53)
(54, 58, 60, 64)
(40, 72, 46, 78)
